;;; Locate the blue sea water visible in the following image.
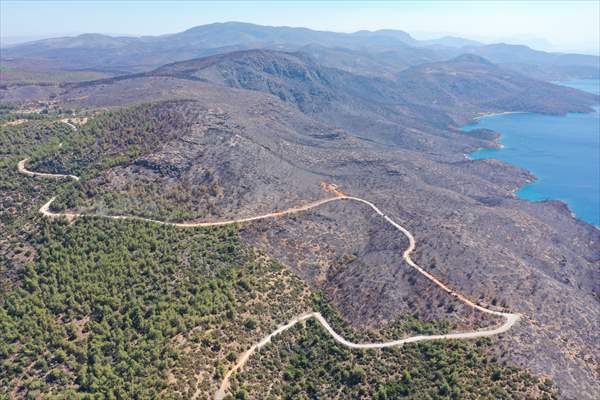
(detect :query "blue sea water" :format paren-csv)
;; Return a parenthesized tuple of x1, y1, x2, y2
(462, 79, 600, 226)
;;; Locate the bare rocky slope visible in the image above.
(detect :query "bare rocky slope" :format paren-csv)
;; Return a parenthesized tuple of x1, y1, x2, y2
(2, 49, 599, 399)
(99, 49, 597, 150)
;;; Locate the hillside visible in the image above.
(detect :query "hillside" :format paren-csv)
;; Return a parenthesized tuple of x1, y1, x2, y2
(2, 45, 599, 398)
(147, 49, 597, 130)
(0, 90, 564, 400)
(394, 54, 598, 118)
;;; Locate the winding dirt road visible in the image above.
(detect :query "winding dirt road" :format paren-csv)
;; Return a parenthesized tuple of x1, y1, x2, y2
(18, 159, 80, 181)
(18, 161, 521, 400)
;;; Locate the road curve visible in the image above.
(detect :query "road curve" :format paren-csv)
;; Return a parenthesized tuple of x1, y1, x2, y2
(18, 159, 80, 181)
(212, 309, 518, 400)
(18, 162, 520, 400)
(60, 120, 78, 131)
(16, 119, 79, 181)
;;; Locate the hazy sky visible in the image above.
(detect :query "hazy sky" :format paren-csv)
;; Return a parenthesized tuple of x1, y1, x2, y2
(1, 1, 599, 54)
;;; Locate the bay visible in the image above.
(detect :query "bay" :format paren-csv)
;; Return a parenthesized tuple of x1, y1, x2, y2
(462, 79, 600, 226)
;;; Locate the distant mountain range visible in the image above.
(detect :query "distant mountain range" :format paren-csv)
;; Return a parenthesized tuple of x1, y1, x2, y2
(2, 22, 598, 80)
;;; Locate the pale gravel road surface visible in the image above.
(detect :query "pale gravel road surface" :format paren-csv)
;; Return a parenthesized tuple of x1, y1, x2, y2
(18, 159, 80, 181)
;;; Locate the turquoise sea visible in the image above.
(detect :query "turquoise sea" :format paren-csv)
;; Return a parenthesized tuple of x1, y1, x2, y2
(462, 79, 600, 226)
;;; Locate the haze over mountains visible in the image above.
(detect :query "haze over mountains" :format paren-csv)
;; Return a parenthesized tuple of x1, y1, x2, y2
(2, 22, 599, 80)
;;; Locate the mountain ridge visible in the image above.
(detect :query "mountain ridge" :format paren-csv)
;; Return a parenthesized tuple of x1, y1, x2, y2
(3, 22, 597, 80)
